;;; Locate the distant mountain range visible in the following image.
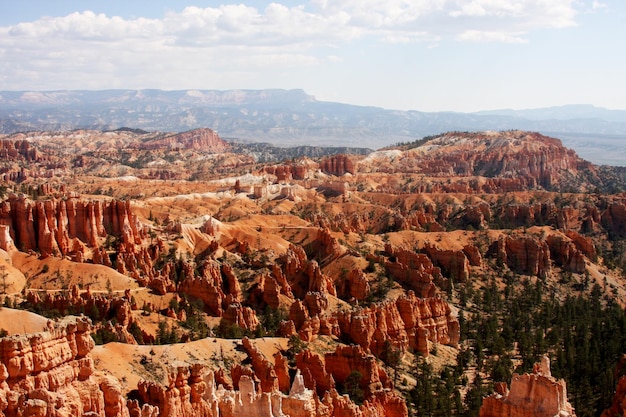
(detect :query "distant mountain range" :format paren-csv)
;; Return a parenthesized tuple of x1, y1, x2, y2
(1, 89, 625, 165)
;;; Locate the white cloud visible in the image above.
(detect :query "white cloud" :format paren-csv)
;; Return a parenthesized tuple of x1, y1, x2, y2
(0, 0, 584, 90)
(2, 1, 583, 45)
(327, 55, 343, 63)
(592, 0, 607, 10)
(313, 0, 577, 30)
(457, 30, 528, 43)
(450, 0, 548, 20)
(8, 11, 163, 40)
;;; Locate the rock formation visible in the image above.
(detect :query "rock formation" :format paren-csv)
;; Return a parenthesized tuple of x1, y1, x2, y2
(4, 127, 626, 417)
(0, 314, 410, 417)
(359, 131, 594, 191)
(336, 292, 459, 357)
(178, 260, 243, 318)
(274, 243, 337, 299)
(324, 345, 391, 396)
(480, 356, 576, 417)
(320, 155, 356, 176)
(488, 235, 551, 278)
(600, 355, 626, 417)
(382, 244, 440, 297)
(336, 268, 370, 301)
(295, 346, 407, 417)
(261, 158, 319, 182)
(602, 201, 626, 238)
(0, 195, 146, 258)
(546, 234, 587, 273)
(602, 375, 626, 417)
(135, 348, 406, 417)
(24, 287, 142, 343)
(0, 316, 128, 417)
(140, 128, 230, 153)
(423, 242, 471, 282)
(0, 139, 42, 162)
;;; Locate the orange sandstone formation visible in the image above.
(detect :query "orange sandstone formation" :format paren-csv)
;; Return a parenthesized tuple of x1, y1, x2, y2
(0, 315, 409, 417)
(480, 356, 576, 417)
(488, 235, 551, 278)
(320, 155, 356, 176)
(335, 292, 459, 357)
(0, 316, 127, 417)
(0, 195, 145, 258)
(139, 128, 230, 153)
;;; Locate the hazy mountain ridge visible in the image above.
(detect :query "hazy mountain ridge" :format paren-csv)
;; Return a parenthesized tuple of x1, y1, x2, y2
(1, 88, 626, 164)
(477, 104, 626, 122)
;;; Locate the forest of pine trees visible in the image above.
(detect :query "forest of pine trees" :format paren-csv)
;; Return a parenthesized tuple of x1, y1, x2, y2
(406, 274, 626, 417)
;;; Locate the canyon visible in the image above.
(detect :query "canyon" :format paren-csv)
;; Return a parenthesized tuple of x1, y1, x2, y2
(0, 128, 625, 417)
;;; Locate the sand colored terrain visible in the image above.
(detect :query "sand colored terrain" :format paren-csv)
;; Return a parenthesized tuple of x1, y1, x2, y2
(92, 336, 288, 391)
(0, 307, 49, 334)
(0, 249, 26, 294)
(12, 252, 139, 292)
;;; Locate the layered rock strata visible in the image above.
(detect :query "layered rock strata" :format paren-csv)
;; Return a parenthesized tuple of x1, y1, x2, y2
(0, 195, 145, 258)
(0, 316, 128, 417)
(139, 128, 230, 153)
(335, 292, 459, 357)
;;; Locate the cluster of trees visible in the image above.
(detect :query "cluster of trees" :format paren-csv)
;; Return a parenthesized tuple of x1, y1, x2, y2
(414, 273, 626, 417)
(408, 357, 467, 417)
(214, 305, 287, 339)
(466, 280, 626, 417)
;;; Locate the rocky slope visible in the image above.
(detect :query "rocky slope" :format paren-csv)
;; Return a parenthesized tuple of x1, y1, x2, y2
(366, 131, 598, 191)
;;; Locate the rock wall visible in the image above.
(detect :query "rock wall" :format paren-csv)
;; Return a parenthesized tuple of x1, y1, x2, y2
(274, 243, 337, 299)
(0, 316, 128, 417)
(295, 345, 407, 417)
(335, 292, 459, 357)
(382, 244, 440, 297)
(488, 235, 551, 278)
(260, 157, 319, 182)
(178, 260, 243, 317)
(601, 355, 626, 417)
(487, 231, 596, 277)
(602, 201, 626, 237)
(0, 140, 41, 162)
(546, 234, 586, 273)
(320, 155, 356, 176)
(24, 287, 141, 344)
(0, 195, 146, 258)
(423, 242, 471, 282)
(602, 373, 626, 417)
(0, 315, 409, 417)
(139, 128, 230, 153)
(136, 349, 407, 417)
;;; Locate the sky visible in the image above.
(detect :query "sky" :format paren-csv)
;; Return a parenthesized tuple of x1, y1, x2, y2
(0, 0, 624, 112)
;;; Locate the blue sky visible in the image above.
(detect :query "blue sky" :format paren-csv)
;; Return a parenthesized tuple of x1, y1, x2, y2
(0, 0, 624, 112)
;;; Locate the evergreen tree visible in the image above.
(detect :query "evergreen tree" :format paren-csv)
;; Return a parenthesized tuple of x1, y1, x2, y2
(343, 371, 364, 405)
